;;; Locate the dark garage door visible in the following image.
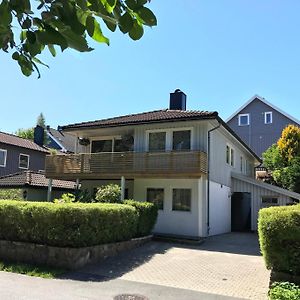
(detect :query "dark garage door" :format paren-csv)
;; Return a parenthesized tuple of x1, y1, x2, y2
(231, 192, 251, 231)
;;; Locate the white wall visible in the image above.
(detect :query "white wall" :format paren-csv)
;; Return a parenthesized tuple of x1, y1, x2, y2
(208, 181, 231, 236)
(134, 178, 203, 237)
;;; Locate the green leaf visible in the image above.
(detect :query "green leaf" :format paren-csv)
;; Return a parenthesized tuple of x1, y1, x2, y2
(32, 57, 49, 68)
(86, 16, 109, 45)
(26, 31, 36, 44)
(100, 0, 117, 13)
(36, 27, 68, 51)
(60, 29, 93, 52)
(17, 55, 33, 77)
(119, 12, 134, 34)
(0, 1, 12, 26)
(48, 44, 56, 57)
(129, 20, 144, 40)
(136, 7, 157, 26)
(12, 51, 19, 60)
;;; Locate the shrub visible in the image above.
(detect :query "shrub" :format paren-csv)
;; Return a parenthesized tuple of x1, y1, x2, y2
(0, 189, 23, 200)
(95, 184, 121, 203)
(0, 200, 138, 247)
(123, 200, 158, 237)
(269, 282, 300, 300)
(54, 193, 76, 204)
(258, 205, 300, 275)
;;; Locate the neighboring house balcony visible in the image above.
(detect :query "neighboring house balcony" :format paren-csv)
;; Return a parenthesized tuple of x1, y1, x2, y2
(45, 151, 207, 180)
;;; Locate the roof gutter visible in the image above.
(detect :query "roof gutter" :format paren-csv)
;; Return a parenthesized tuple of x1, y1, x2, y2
(207, 120, 221, 236)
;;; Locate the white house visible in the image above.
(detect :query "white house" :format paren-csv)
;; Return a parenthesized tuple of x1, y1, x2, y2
(45, 90, 300, 238)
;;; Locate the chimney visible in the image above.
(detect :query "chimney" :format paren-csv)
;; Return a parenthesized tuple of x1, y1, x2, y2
(169, 89, 186, 110)
(34, 125, 44, 146)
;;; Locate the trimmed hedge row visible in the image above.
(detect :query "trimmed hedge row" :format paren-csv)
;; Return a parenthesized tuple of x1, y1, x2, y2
(258, 205, 300, 275)
(124, 200, 158, 237)
(269, 282, 300, 300)
(0, 200, 138, 247)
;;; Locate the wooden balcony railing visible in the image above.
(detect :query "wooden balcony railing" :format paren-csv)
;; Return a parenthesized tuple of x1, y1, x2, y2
(45, 151, 207, 180)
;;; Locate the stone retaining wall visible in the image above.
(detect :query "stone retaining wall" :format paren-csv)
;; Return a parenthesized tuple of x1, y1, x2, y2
(0, 236, 152, 270)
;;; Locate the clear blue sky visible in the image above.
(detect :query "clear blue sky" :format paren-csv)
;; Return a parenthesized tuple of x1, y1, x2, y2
(1, 0, 300, 133)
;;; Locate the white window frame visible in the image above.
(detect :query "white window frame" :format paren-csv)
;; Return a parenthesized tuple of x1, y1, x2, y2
(171, 187, 192, 212)
(89, 135, 122, 153)
(238, 113, 250, 126)
(146, 127, 194, 152)
(146, 187, 165, 211)
(264, 112, 273, 124)
(0, 149, 7, 167)
(226, 144, 235, 167)
(19, 153, 30, 169)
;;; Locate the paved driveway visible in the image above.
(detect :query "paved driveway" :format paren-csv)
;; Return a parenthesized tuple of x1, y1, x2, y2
(67, 232, 270, 300)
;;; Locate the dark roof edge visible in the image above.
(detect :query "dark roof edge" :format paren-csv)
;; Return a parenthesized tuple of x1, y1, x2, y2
(0, 184, 74, 190)
(61, 113, 219, 132)
(216, 116, 262, 162)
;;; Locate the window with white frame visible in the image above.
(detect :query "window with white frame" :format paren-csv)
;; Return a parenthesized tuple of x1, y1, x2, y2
(147, 188, 164, 210)
(226, 145, 235, 167)
(0, 149, 7, 167)
(264, 112, 272, 124)
(240, 156, 243, 173)
(19, 154, 29, 169)
(147, 128, 192, 152)
(172, 130, 191, 150)
(172, 188, 191, 211)
(148, 132, 166, 152)
(238, 113, 250, 126)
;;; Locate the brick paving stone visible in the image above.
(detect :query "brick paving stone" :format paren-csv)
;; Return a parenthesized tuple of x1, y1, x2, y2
(81, 233, 270, 300)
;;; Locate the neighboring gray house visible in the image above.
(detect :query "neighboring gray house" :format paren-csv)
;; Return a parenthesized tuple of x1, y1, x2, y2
(0, 131, 48, 177)
(226, 95, 300, 158)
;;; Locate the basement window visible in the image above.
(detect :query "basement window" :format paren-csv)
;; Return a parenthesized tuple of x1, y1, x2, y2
(172, 188, 191, 211)
(147, 188, 164, 210)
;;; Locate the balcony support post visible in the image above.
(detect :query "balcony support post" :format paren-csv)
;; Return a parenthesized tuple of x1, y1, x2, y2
(121, 176, 125, 201)
(47, 178, 53, 202)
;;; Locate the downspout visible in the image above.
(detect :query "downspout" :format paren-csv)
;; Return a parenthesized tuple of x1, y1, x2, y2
(207, 121, 221, 236)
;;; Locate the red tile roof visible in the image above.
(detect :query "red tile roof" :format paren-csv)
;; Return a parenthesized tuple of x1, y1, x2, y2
(0, 132, 49, 153)
(0, 171, 76, 189)
(62, 109, 218, 130)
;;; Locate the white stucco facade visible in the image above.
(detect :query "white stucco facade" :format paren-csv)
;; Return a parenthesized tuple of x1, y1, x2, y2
(134, 178, 205, 237)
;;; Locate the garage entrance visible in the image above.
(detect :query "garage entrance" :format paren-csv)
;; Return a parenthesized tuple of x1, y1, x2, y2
(231, 192, 251, 232)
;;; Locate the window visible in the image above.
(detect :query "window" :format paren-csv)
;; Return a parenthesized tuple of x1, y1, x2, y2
(148, 132, 166, 152)
(261, 196, 278, 207)
(91, 140, 113, 153)
(230, 148, 235, 167)
(172, 130, 191, 150)
(226, 145, 235, 167)
(172, 188, 191, 211)
(264, 112, 272, 124)
(240, 156, 243, 172)
(147, 188, 164, 210)
(19, 154, 29, 169)
(238, 114, 250, 126)
(0, 149, 7, 167)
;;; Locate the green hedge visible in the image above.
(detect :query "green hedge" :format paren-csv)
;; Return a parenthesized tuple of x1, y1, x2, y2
(258, 205, 300, 275)
(124, 200, 158, 237)
(0, 200, 138, 248)
(269, 282, 300, 300)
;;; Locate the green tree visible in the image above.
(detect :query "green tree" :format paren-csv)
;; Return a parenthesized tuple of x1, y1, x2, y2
(15, 112, 46, 142)
(0, 0, 156, 77)
(15, 127, 34, 140)
(37, 112, 46, 128)
(95, 184, 121, 203)
(263, 125, 300, 193)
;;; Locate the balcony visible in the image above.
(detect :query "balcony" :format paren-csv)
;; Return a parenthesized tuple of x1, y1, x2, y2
(45, 151, 207, 180)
